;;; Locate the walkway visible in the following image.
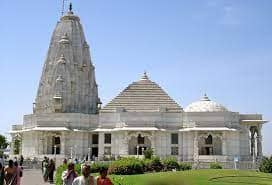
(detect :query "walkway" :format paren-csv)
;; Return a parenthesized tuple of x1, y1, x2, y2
(21, 169, 52, 185)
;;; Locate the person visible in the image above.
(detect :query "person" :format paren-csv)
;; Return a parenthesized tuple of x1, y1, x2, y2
(4, 160, 17, 185)
(0, 155, 4, 167)
(19, 156, 24, 166)
(72, 164, 96, 185)
(14, 161, 23, 185)
(96, 167, 113, 185)
(48, 159, 55, 184)
(0, 163, 5, 185)
(42, 157, 49, 182)
(63, 158, 68, 166)
(62, 163, 78, 185)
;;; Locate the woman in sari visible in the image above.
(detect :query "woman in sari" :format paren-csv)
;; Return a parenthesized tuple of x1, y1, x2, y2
(42, 157, 49, 182)
(48, 159, 55, 184)
(4, 160, 17, 185)
(0, 163, 4, 185)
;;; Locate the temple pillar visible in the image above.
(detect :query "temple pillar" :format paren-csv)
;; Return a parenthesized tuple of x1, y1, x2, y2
(193, 131, 199, 162)
(257, 125, 263, 159)
(151, 131, 155, 153)
(61, 132, 66, 155)
(222, 132, 227, 155)
(98, 132, 104, 159)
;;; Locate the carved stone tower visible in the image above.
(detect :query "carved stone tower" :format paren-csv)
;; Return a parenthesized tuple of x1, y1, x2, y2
(34, 8, 100, 114)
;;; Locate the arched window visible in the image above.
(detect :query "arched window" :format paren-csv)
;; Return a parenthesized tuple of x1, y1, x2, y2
(205, 135, 213, 145)
(137, 134, 144, 144)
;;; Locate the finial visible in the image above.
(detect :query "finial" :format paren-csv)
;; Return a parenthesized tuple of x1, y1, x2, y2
(140, 71, 149, 81)
(201, 93, 210, 101)
(69, 2, 73, 12)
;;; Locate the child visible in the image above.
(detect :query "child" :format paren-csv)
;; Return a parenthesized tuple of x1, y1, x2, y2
(96, 167, 112, 185)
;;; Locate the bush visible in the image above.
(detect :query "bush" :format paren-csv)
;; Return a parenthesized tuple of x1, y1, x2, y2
(142, 159, 153, 172)
(162, 157, 180, 171)
(259, 156, 272, 173)
(210, 162, 223, 169)
(143, 148, 154, 159)
(150, 157, 164, 172)
(91, 162, 110, 173)
(108, 157, 144, 175)
(179, 162, 192, 171)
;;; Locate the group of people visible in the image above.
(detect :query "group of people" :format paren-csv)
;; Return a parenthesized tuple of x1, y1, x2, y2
(0, 159, 23, 185)
(42, 157, 56, 184)
(62, 162, 113, 185)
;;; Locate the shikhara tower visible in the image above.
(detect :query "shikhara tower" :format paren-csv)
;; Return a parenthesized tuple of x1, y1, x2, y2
(10, 6, 268, 169)
(35, 8, 100, 114)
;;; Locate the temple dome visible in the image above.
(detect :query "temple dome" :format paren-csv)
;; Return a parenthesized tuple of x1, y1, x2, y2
(184, 94, 228, 112)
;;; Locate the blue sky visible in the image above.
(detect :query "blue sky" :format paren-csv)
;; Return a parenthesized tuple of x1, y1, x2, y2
(1, 0, 271, 155)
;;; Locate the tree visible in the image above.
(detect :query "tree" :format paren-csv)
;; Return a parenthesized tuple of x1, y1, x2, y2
(259, 156, 272, 173)
(0, 134, 8, 156)
(0, 134, 8, 149)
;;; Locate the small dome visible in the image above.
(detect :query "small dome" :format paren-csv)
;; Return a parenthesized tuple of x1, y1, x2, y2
(184, 94, 228, 112)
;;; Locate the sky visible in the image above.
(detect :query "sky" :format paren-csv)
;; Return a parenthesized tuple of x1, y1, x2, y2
(0, 0, 271, 155)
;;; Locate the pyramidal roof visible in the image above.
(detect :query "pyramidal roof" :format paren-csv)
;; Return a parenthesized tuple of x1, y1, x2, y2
(101, 72, 183, 113)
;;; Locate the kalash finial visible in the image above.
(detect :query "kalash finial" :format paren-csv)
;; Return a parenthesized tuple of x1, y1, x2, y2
(201, 93, 210, 101)
(69, 2, 73, 12)
(140, 71, 149, 81)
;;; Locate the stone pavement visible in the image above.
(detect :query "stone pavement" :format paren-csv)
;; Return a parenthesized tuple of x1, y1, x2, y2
(21, 169, 53, 185)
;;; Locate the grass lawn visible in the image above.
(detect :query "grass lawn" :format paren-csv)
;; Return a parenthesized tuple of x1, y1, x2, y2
(111, 170, 272, 185)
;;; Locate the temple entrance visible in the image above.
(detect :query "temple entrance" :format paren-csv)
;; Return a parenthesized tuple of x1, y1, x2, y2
(92, 147, 98, 158)
(52, 136, 61, 155)
(128, 134, 151, 155)
(249, 126, 262, 159)
(199, 134, 222, 155)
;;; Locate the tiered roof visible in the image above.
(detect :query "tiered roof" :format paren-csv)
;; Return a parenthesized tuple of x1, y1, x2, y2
(101, 73, 182, 113)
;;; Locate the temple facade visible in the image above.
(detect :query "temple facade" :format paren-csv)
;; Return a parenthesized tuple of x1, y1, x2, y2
(10, 9, 268, 167)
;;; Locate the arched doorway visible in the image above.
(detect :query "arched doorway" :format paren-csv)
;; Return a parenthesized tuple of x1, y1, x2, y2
(199, 134, 222, 155)
(128, 133, 151, 155)
(52, 136, 61, 155)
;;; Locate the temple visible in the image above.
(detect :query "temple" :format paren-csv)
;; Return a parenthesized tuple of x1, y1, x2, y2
(10, 8, 268, 168)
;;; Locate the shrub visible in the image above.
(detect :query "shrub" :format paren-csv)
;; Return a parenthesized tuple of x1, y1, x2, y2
(162, 157, 179, 171)
(150, 157, 164, 172)
(210, 162, 223, 169)
(259, 156, 272, 173)
(91, 162, 110, 173)
(108, 157, 144, 175)
(179, 162, 192, 171)
(144, 148, 154, 159)
(142, 159, 153, 172)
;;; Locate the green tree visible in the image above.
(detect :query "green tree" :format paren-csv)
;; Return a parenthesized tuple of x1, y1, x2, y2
(0, 134, 8, 156)
(13, 139, 21, 155)
(0, 134, 8, 149)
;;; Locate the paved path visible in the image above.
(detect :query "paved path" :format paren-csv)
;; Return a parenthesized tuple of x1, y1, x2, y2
(21, 169, 53, 185)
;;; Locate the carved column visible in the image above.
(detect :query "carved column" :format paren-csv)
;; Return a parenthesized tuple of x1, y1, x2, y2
(193, 131, 199, 162)
(257, 125, 263, 158)
(61, 132, 66, 155)
(151, 131, 155, 153)
(98, 132, 105, 159)
(222, 132, 227, 155)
